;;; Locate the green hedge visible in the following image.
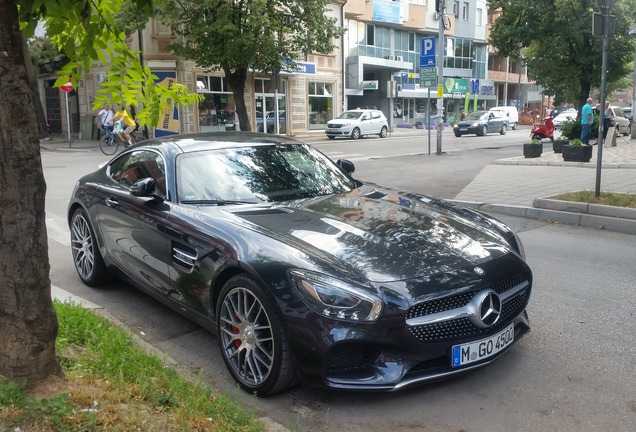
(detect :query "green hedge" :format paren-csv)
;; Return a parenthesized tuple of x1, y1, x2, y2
(560, 115, 599, 140)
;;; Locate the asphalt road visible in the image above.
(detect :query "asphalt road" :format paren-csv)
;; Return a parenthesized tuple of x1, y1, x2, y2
(42, 132, 636, 432)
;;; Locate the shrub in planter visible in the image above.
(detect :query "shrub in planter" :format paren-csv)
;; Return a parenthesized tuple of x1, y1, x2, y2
(562, 138, 593, 162)
(560, 115, 599, 140)
(523, 138, 543, 158)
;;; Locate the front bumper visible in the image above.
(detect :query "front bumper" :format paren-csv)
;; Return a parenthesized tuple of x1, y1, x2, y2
(325, 127, 352, 137)
(289, 268, 532, 391)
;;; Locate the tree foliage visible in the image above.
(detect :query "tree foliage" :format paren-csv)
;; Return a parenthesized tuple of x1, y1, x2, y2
(19, 0, 200, 126)
(155, 0, 345, 131)
(488, 0, 636, 109)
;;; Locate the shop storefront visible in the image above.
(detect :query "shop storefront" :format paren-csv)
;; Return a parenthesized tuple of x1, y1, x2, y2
(308, 82, 334, 131)
(197, 75, 238, 132)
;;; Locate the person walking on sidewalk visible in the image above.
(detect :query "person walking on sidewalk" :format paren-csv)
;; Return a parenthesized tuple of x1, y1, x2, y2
(96, 103, 114, 140)
(603, 101, 612, 140)
(580, 97, 593, 145)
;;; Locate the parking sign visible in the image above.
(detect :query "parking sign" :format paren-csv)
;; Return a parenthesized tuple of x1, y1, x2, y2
(420, 37, 435, 67)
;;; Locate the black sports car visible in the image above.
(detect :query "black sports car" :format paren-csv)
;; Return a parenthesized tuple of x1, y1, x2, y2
(68, 132, 532, 396)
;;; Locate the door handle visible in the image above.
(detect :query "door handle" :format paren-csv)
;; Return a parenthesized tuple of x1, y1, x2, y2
(105, 196, 118, 207)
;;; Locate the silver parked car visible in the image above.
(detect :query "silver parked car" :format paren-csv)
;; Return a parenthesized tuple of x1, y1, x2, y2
(326, 109, 389, 140)
(608, 106, 631, 136)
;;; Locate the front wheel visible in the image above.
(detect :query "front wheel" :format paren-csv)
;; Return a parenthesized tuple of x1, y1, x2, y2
(454, 132, 462, 137)
(500, 124, 507, 135)
(379, 126, 388, 138)
(70, 208, 110, 286)
(351, 127, 361, 140)
(626, 124, 632, 136)
(100, 134, 119, 155)
(217, 275, 296, 396)
(479, 125, 488, 136)
(327, 135, 335, 140)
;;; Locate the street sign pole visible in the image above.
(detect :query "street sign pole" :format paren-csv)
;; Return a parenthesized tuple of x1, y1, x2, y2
(60, 78, 74, 147)
(436, 7, 444, 155)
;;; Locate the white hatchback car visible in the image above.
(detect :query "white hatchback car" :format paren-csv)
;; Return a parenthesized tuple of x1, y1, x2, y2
(326, 109, 389, 140)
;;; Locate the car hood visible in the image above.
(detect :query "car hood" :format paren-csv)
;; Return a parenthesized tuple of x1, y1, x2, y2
(225, 186, 512, 283)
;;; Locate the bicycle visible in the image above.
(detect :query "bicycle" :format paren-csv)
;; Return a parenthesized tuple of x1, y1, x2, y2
(99, 126, 138, 155)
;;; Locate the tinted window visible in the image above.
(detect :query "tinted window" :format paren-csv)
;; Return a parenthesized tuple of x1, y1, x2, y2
(108, 150, 167, 198)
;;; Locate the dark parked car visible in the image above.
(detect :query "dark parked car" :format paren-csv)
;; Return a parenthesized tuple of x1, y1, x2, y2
(68, 132, 532, 396)
(453, 110, 508, 137)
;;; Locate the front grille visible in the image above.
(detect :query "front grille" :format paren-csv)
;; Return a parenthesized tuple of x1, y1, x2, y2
(406, 271, 531, 343)
(327, 123, 342, 129)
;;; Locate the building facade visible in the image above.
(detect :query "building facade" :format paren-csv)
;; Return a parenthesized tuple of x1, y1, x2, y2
(40, 0, 537, 139)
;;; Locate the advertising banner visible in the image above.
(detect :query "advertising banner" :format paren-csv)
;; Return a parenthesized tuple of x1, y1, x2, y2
(154, 71, 179, 137)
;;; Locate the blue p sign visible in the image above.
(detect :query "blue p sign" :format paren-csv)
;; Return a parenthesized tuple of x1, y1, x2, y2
(420, 37, 436, 67)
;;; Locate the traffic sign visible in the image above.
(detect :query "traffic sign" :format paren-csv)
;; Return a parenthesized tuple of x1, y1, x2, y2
(420, 67, 437, 87)
(420, 37, 436, 67)
(60, 78, 73, 93)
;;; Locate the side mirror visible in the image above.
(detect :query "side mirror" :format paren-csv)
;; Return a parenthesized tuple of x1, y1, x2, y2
(336, 159, 355, 175)
(130, 177, 157, 197)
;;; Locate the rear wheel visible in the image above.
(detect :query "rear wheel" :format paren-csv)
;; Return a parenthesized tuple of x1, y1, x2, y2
(217, 275, 296, 396)
(512, 122, 518, 130)
(626, 123, 632, 136)
(379, 126, 388, 138)
(70, 208, 110, 286)
(351, 127, 361, 140)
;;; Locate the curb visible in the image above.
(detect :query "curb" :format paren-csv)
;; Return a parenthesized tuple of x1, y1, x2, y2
(453, 200, 636, 235)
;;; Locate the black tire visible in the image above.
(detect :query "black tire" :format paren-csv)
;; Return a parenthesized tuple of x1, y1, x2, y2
(480, 125, 487, 136)
(217, 275, 296, 396)
(626, 124, 631, 136)
(531, 133, 541, 142)
(550, 135, 554, 142)
(70, 208, 110, 286)
(615, 125, 620, 135)
(500, 124, 507, 135)
(379, 126, 388, 138)
(454, 132, 462, 137)
(327, 135, 335, 140)
(512, 122, 518, 130)
(100, 134, 119, 155)
(351, 127, 361, 140)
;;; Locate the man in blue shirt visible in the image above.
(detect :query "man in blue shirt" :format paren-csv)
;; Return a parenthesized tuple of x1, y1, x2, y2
(580, 98, 593, 145)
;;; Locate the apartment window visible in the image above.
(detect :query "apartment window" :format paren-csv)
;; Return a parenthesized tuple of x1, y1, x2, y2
(366, 24, 375, 46)
(462, 2, 468, 20)
(476, 8, 483, 26)
(453, 1, 459, 16)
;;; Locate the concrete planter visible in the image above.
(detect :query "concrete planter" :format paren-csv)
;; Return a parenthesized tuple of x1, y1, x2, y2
(562, 144, 593, 162)
(552, 139, 569, 153)
(523, 142, 543, 158)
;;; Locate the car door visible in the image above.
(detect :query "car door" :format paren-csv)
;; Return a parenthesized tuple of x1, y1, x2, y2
(97, 149, 172, 292)
(487, 112, 501, 132)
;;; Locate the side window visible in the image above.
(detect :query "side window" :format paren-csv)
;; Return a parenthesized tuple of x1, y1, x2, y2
(107, 150, 167, 198)
(372, 111, 380, 119)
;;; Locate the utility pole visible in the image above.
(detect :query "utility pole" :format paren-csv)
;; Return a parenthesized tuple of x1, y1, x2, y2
(436, 0, 445, 155)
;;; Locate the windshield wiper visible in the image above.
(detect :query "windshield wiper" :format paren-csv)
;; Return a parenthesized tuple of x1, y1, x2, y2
(180, 199, 260, 206)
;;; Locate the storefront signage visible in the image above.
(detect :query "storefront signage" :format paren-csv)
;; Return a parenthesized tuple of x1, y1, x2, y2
(282, 60, 316, 75)
(362, 80, 379, 90)
(373, 0, 401, 24)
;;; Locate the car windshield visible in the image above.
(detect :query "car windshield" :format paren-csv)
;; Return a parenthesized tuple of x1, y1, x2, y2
(465, 111, 487, 120)
(337, 111, 364, 120)
(176, 143, 357, 203)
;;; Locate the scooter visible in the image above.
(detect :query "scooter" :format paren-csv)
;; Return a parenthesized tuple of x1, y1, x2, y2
(530, 116, 555, 142)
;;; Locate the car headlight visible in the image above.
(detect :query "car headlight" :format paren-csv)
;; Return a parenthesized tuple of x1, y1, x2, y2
(472, 122, 479, 127)
(288, 269, 383, 321)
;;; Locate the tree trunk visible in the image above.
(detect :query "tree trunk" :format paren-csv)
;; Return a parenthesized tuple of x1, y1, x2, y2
(225, 67, 252, 132)
(0, 0, 63, 383)
(20, 32, 50, 139)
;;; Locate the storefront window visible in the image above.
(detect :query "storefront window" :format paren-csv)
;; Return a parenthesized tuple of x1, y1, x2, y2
(308, 82, 334, 131)
(197, 75, 236, 132)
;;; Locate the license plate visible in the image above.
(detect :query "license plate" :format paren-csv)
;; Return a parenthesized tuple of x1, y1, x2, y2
(460, 128, 468, 132)
(451, 323, 514, 367)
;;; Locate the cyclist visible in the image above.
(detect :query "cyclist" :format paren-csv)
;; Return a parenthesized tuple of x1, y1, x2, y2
(107, 105, 137, 146)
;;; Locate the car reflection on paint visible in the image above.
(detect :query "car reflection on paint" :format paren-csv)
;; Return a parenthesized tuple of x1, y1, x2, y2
(68, 132, 532, 396)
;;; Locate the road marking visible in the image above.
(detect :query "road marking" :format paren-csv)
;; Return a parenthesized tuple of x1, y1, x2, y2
(47, 213, 70, 246)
